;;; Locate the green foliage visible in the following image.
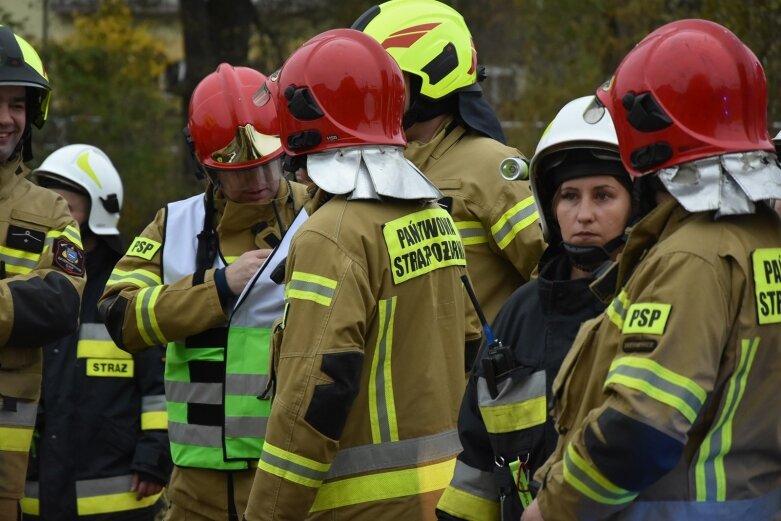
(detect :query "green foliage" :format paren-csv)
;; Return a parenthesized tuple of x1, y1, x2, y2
(33, 0, 199, 243)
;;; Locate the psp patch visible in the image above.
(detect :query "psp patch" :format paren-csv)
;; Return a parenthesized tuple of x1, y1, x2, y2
(54, 238, 85, 277)
(126, 236, 162, 260)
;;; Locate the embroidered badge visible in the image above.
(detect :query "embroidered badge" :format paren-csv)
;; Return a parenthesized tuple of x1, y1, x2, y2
(54, 238, 85, 277)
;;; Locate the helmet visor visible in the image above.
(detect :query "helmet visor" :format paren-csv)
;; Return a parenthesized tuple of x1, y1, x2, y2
(210, 124, 282, 167)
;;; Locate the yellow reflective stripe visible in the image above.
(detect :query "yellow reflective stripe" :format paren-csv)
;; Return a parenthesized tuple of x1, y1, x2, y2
(456, 221, 489, 246)
(437, 485, 499, 521)
(259, 443, 331, 488)
(77, 339, 132, 359)
(490, 196, 538, 249)
(107, 268, 162, 288)
(20, 497, 38, 515)
(563, 444, 637, 505)
(695, 337, 759, 501)
(622, 303, 671, 335)
(46, 225, 83, 249)
(135, 286, 166, 345)
(607, 289, 629, 330)
(286, 271, 337, 306)
(77, 491, 161, 515)
(311, 458, 456, 512)
(369, 297, 399, 443)
(141, 411, 168, 430)
(480, 395, 546, 434)
(126, 236, 162, 260)
(605, 357, 706, 424)
(224, 255, 239, 264)
(0, 426, 33, 451)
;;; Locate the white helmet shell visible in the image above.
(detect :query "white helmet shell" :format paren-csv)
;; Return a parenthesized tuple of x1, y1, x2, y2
(34, 144, 123, 235)
(530, 95, 622, 242)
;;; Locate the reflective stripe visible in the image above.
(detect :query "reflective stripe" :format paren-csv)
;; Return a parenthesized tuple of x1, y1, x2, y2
(447, 459, 499, 500)
(20, 481, 39, 514)
(327, 430, 462, 479)
(563, 443, 638, 505)
(477, 370, 547, 433)
(616, 488, 781, 520)
(142, 394, 166, 412)
(286, 271, 337, 306)
(44, 225, 83, 250)
(225, 373, 269, 396)
(0, 397, 37, 427)
(491, 196, 538, 249)
(456, 221, 489, 246)
(165, 380, 222, 405)
(77, 323, 131, 359)
(369, 296, 399, 443)
(438, 485, 499, 521)
(605, 357, 706, 424)
(0, 245, 39, 275)
(259, 443, 330, 488)
(107, 267, 161, 288)
(135, 286, 166, 345)
(141, 411, 168, 430)
(169, 421, 222, 448)
(0, 426, 33, 451)
(225, 416, 268, 438)
(311, 457, 456, 512)
(608, 289, 629, 330)
(695, 337, 759, 502)
(76, 475, 161, 515)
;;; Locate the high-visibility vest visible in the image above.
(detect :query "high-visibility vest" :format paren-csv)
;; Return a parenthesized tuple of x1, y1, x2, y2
(162, 194, 306, 469)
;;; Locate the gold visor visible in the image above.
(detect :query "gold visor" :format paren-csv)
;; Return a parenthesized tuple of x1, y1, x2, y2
(210, 124, 282, 165)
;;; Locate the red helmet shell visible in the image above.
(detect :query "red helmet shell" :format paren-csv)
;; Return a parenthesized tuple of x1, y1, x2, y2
(276, 28, 407, 156)
(188, 63, 283, 170)
(596, 19, 773, 177)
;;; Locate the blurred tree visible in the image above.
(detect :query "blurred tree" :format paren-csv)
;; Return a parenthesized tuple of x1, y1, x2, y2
(32, 0, 197, 242)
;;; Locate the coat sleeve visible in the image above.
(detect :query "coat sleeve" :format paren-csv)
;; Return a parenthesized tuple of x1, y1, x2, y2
(244, 229, 374, 521)
(131, 344, 172, 484)
(537, 251, 730, 520)
(0, 194, 85, 348)
(98, 208, 228, 354)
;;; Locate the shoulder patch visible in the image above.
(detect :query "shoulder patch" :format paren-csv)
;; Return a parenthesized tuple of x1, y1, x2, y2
(622, 303, 670, 335)
(622, 337, 658, 353)
(126, 236, 162, 260)
(752, 248, 781, 325)
(6, 225, 45, 253)
(382, 207, 466, 285)
(54, 238, 85, 277)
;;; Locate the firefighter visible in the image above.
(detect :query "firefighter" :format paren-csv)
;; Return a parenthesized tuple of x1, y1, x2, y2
(773, 131, 781, 217)
(243, 28, 472, 520)
(353, 0, 546, 362)
(0, 26, 86, 521)
(523, 19, 781, 521)
(437, 95, 635, 520)
(22, 144, 171, 520)
(98, 64, 309, 520)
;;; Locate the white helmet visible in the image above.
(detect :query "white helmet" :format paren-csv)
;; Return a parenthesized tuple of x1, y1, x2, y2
(34, 144, 123, 235)
(530, 95, 629, 243)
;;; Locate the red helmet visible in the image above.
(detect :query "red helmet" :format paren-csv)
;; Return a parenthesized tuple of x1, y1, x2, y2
(188, 63, 283, 170)
(596, 19, 773, 177)
(275, 28, 406, 156)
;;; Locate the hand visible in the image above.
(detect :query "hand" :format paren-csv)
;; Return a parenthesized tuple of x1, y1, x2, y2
(520, 499, 545, 521)
(224, 249, 272, 295)
(130, 472, 163, 500)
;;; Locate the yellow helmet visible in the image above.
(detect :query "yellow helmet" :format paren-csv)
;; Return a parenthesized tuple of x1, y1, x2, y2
(353, 0, 477, 101)
(0, 25, 51, 128)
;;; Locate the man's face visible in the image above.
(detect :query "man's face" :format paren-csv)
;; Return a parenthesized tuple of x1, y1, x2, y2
(0, 85, 26, 163)
(215, 158, 282, 204)
(49, 187, 91, 227)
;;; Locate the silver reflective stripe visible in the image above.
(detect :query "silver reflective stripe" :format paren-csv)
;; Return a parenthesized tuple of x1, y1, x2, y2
(0, 253, 37, 270)
(459, 228, 487, 240)
(109, 271, 159, 287)
(327, 429, 462, 479)
(165, 381, 222, 405)
(0, 398, 37, 428)
(260, 447, 329, 483)
(477, 370, 545, 407)
(448, 460, 498, 501)
(79, 322, 112, 341)
(141, 395, 166, 413)
(287, 278, 335, 300)
(493, 200, 538, 245)
(139, 288, 166, 345)
(371, 297, 397, 443)
(168, 422, 222, 448)
(24, 481, 39, 498)
(76, 474, 132, 497)
(615, 488, 781, 521)
(225, 416, 268, 438)
(225, 373, 268, 396)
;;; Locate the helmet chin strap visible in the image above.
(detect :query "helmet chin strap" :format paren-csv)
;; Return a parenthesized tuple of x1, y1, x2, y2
(561, 234, 626, 273)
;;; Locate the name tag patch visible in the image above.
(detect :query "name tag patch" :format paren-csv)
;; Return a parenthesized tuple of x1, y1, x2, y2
(383, 208, 466, 284)
(86, 358, 134, 377)
(622, 303, 671, 335)
(126, 237, 161, 260)
(6, 225, 45, 253)
(752, 248, 781, 325)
